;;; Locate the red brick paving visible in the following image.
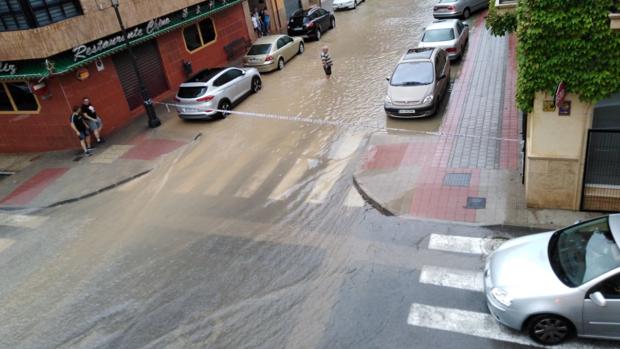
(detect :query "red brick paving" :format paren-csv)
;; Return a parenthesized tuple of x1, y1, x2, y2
(363, 143, 409, 170)
(121, 139, 186, 161)
(0, 168, 69, 205)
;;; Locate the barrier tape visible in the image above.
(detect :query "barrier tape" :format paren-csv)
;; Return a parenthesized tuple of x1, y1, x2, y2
(154, 101, 520, 143)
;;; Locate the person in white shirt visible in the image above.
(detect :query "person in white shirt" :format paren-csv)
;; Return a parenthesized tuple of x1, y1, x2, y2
(251, 10, 261, 37)
(320, 46, 333, 79)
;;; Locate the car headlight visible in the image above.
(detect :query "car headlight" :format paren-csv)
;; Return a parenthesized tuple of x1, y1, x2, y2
(423, 94, 434, 105)
(384, 95, 392, 104)
(491, 288, 513, 307)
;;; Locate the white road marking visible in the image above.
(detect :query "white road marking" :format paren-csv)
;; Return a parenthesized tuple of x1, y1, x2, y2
(0, 213, 48, 229)
(268, 159, 311, 201)
(428, 234, 505, 255)
(235, 157, 281, 198)
(419, 265, 484, 292)
(203, 157, 249, 196)
(328, 132, 365, 160)
(0, 238, 15, 253)
(306, 160, 348, 204)
(407, 303, 601, 349)
(343, 187, 365, 207)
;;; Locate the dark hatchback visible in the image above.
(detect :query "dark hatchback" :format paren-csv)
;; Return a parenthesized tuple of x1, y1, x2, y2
(287, 7, 335, 41)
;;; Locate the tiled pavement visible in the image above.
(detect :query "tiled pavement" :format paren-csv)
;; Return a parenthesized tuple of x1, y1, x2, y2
(353, 16, 599, 228)
(0, 105, 192, 210)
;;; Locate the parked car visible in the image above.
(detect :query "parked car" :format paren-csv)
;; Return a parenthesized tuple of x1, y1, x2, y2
(175, 67, 261, 120)
(333, 0, 364, 10)
(418, 19, 469, 61)
(485, 214, 620, 345)
(384, 48, 450, 118)
(243, 35, 304, 72)
(433, 0, 488, 19)
(287, 7, 336, 40)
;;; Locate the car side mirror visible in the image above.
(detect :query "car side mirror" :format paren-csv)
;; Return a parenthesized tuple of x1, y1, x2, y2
(463, 22, 469, 27)
(241, 70, 246, 75)
(590, 292, 607, 307)
(439, 74, 446, 80)
(386, 77, 390, 81)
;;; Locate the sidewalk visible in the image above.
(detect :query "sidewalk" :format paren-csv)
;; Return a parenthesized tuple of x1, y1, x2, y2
(0, 103, 197, 211)
(353, 16, 599, 229)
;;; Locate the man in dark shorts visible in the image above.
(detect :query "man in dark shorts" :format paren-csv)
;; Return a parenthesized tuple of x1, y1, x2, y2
(320, 46, 333, 79)
(81, 97, 104, 144)
(70, 106, 92, 156)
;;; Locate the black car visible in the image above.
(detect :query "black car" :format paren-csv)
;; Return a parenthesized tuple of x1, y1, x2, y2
(287, 7, 335, 41)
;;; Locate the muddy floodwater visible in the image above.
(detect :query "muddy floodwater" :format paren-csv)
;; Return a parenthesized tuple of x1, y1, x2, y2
(236, 0, 449, 133)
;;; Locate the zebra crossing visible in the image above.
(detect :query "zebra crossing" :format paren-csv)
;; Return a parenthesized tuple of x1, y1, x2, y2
(408, 233, 600, 349)
(117, 132, 368, 209)
(0, 212, 49, 256)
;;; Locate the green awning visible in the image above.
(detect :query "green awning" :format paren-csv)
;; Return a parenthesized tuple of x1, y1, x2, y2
(0, 0, 242, 81)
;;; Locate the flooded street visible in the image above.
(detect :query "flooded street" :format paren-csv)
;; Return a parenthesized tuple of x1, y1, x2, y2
(3, 2, 607, 349)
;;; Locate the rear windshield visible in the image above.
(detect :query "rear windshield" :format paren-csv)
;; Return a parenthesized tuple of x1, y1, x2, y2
(289, 15, 308, 26)
(391, 62, 434, 86)
(178, 86, 207, 99)
(438, 0, 457, 3)
(248, 44, 272, 55)
(422, 29, 455, 42)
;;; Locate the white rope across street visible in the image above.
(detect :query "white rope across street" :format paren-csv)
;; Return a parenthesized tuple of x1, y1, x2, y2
(153, 101, 521, 143)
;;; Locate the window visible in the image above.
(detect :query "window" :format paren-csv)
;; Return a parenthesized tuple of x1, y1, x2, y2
(0, 0, 82, 32)
(183, 18, 217, 52)
(590, 273, 620, 299)
(276, 38, 286, 49)
(435, 51, 447, 77)
(0, 81, 39, 113)
(422, 29, 455, 42)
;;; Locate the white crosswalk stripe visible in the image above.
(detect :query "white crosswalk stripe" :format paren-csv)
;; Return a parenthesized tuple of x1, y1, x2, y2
(203, 156, 249, 196)
(419, 265, 484, 292)
(0, 213, 48, 229)
(268, 158, 312, 201)
(328, 132, 365, 160)
(407, 303, 600, 349)
(428, 233, 505, 255)
(0, 238, 15, 253)
(306, 160, 349, 204)
(343, 187, 365, 207)
(235, 157, 281, 198)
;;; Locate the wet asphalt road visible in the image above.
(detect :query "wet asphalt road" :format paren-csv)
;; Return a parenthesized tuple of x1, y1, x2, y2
(0, 1, 618, 348)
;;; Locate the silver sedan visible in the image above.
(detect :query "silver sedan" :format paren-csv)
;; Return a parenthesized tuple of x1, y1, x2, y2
(243, 35, 304, 72)
(485, 214, 620, 345)
(417, 19, 469, 61)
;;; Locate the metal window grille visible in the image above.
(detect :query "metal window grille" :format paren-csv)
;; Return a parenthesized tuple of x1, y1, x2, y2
(0, 0, 82, 31)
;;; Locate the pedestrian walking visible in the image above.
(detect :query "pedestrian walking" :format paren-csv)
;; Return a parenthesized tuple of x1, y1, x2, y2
(69, 106, 92, 156)
(320, 46, 333, 79)
(251, 10, 261, 37)
(81, 97, 104, 144)
(260, 9, 270, 35)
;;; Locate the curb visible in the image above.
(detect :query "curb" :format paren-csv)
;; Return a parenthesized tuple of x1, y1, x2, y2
(0, 169, 152, 212)
(352, 173, 394, 217)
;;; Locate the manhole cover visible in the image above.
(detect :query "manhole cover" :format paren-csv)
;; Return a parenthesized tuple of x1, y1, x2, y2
(466, 197, 487, 209)
(443, 173, 471, 187)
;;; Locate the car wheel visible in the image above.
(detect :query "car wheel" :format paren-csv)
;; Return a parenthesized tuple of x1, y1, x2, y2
(330, 18, 336, 29)
(298, 42, 305, 54)
(251, 76, 262, 93)
(218, 99, 231, 119)
(527, 315, 574, 346)
(315, 28, 322, 41)
(462, 8, 471, 19)
(277, 57, 285, 70)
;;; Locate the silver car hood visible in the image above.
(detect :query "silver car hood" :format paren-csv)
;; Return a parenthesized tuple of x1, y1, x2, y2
(387, 84, 433, 103)
(489, 232, 570, 298)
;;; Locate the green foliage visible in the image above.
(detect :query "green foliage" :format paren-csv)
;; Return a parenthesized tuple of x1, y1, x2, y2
(516, 0, 620, 112)
(486, 0, 518, 36)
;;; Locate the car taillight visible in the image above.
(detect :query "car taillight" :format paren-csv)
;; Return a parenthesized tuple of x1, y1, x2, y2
(446, 47, 457, 53)
(196, 95, 214, 102)
(265, 55, 273, 62)
(306, 21, 314, 28)
(448, 5, 455, 10)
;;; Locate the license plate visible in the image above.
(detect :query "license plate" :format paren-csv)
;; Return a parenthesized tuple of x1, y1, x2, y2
(400, 110, 416, 114)
(294, 27, 303, 30)
(182, 108, 186, 112)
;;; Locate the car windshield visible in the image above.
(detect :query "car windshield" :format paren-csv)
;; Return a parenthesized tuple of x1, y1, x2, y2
(390, 62, 434, 86)
(549, 216, 620, 287)
(438, 0, 457, 3)
(422, 29, 455, 42)
(248, 44, 271, 55)
(178, 86, 207, 99)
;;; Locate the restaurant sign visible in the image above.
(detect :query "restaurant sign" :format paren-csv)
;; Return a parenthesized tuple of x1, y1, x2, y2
(0, 61, 17, 75)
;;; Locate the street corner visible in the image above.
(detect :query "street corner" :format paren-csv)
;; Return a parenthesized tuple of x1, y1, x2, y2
(0, 168, 69, 208)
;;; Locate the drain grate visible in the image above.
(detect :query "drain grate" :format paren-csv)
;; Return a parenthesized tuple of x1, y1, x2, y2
(466, 197, 487, 209)
(443, 173, 471, 187)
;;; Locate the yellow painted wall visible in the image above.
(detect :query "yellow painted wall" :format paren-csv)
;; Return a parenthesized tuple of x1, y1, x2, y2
(525, 92, 593, 210)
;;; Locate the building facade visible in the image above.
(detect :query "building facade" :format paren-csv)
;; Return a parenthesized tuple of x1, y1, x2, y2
(0, 0, 254, 152)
